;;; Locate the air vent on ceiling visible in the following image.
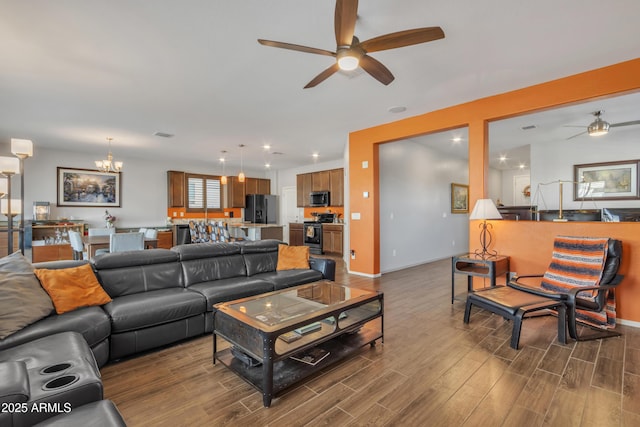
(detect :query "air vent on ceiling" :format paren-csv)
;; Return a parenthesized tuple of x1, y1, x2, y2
(521, 125, 536, 130)
(153, 132, 174, 138)
(272, 151, 284, 155)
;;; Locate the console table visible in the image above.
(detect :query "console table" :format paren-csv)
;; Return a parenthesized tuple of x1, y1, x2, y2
(451, 254, 510, 303)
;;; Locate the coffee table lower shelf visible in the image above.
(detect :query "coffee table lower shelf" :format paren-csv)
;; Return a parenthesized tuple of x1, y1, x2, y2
(215, 326, 381, 402)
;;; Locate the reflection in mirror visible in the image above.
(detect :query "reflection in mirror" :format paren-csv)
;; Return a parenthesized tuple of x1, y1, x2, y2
(379, 127, 469, 272)
(489, 91, 640, 221)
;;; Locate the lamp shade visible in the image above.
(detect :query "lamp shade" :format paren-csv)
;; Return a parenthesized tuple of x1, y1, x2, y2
(1, 199, 21, 215)
(469, 199, 502, 220)
(0, 179, 7, 197)
(0, 157, 20, 175)
(11, 139, 33, 158)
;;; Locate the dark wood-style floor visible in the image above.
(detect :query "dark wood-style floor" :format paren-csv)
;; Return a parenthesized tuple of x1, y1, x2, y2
(102, 258, 640, 426)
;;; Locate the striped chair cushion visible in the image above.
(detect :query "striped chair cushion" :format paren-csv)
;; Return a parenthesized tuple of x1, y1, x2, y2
(541, 236, 615, 329)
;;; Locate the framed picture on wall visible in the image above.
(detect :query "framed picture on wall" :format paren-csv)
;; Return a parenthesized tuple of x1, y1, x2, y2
(451, 183, 469, 213)
(57, 167, 122, 207)
(573, 160, 640, 201)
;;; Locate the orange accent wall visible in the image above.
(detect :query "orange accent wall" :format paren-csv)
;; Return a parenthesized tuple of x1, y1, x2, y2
(348, 57, 640, 322)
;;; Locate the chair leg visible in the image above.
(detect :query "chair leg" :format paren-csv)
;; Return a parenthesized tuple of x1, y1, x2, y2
(511, 310, 524, 349)
(556, 304, 567, 345)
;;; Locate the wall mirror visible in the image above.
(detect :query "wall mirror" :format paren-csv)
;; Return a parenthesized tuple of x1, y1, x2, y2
(488, 91, 640, 221)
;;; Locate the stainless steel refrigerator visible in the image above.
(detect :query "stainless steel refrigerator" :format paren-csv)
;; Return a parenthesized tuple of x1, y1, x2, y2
(244, 194, 277, 224)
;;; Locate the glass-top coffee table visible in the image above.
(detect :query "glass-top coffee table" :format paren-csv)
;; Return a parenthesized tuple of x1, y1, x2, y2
(212, 280, 384, 407)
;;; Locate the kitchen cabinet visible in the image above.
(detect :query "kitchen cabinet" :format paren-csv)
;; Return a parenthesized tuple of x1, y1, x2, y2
(329, 168, 344, 207)
(167, 171, 185, 208)
(228, 177, 271, 208)
(296, 173, 312, 207)
(245, 178, 271, 195)
(322, 224, 343, 256)
(289, 223, 304, 246)
(296, 169, 344, 207)
(157, 230, 173, 249)
(312, 171, 330, 191)
(227, 176, 246, 208)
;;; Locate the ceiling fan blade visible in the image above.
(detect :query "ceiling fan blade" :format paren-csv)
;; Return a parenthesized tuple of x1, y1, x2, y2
(566, 130, 588, 140)
(258, 39, 335, 57)
(360, 55, 395, 85)
(360, 27, 445, 53)
(304, 63, 340, 89)
(610, 120, 640, 128)
(335, 0, 358, 47)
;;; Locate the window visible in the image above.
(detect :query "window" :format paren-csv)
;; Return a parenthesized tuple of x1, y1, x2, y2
(186, 173, 222, 212)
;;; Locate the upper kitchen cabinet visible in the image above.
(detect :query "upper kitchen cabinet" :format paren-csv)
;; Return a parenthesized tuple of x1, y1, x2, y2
(167, 170, 185, 208)
(296, 173, 313, 207)
(227, 176, 246, 208)
(245, 177, 271, 195)
(329, 168, 344, 207)
(312, 171, 330, 192)
(227, 177, 271, 208)
(296, 169, 344, 207)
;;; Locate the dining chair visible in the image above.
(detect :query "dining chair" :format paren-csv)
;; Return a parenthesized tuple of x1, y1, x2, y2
(88, 227, 117, 236)
(109, 232, 145, 253)
(68, 230, 87, 260)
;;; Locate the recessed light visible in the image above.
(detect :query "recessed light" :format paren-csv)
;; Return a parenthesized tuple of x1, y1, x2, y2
(452, 137, 462, 143)
(265, 163, 271, 168)
(519, 163, 526, 169)
(388, 106, 407, 114)
(312, 153, 319, 158)
(263, 144, 271, 150)
(500, 155, 507, 162)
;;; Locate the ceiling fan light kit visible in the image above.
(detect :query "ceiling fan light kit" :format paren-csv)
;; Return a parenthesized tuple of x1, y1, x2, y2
(258, 0, 444, 88)
(588, 117, 610, 136)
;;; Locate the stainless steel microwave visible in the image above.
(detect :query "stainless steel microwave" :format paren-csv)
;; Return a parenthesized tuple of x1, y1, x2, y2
(309, 191, 330, 207)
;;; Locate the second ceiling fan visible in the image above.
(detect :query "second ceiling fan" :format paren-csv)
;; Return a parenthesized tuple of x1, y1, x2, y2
(258, 0, 445, 88)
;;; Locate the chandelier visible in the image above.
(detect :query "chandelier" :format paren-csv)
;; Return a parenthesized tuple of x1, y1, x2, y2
(95, 137, 123, 172)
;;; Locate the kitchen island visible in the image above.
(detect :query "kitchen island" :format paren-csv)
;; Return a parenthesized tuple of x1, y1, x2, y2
(229, 223, 283, 241)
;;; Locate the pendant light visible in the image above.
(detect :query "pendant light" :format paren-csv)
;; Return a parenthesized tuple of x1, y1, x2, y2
(238, 144, 245, 183)
(95, 137, 123, 172)
(219, 151, 227, 185)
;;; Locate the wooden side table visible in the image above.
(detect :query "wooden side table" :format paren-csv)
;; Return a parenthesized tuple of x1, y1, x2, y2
(451, 254, 510, 303)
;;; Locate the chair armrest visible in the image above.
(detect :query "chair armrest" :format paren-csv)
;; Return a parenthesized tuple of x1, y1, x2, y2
(0, 361, 30, 404)
(309, 257, 336, 281)
(565, 275, 624, 305)
(508, 278, 567, 300)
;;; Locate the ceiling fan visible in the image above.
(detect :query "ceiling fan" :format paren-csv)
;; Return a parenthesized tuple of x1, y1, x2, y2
(565, 110, 640, 140)
(258, 0, 444, 88)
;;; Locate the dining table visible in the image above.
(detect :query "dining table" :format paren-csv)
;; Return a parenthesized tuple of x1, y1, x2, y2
(83, 235, 158, 258)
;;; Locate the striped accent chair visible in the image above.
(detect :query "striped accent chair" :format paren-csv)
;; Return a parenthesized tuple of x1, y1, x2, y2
(508, 236, 623, 341)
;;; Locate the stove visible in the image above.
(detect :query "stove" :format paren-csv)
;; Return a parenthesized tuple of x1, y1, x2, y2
(303, 213, 336, 254)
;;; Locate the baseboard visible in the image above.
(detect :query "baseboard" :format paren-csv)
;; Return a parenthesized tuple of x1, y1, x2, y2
(346, 269, 381, 278)
(618, 318, 640, 329)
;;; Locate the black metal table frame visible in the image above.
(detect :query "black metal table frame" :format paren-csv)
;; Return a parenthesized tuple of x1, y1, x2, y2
(451, 254, 510, 303)
(212, 291, 384, 407)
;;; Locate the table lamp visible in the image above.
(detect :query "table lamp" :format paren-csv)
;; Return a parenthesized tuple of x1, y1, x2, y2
(469, 199, 502, 258)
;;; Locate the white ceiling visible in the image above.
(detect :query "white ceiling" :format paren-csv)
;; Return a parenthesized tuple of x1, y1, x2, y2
(1, 1, 639, 173)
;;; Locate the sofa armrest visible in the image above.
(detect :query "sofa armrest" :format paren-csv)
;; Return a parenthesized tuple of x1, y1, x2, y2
(309, 257, 336, 281)
(0, 361, 29, 404)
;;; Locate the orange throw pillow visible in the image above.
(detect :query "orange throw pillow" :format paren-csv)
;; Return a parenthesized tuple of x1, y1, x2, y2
(35, 264, 112, 314)
(276, 244, 310, 271)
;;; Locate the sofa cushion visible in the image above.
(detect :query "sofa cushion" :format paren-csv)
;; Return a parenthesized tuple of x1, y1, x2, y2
(189, 277, 274, 311)
(35, 264, 112, 314)
(255, 269, 323, 290)
(276, 244, 309, 271)
(171, 242, 241, 261)
(0, 307, 112, 352)
(0, 271, 55, 339)
(180, 254, 248, 287)
(103, 288, 205, 333)
(239, 240, 280, 276)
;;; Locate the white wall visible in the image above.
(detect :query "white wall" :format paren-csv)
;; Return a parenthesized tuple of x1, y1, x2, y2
(2, 144, 266, 228)
(379, 140, 469, 273)
(530, 133, 640, 210)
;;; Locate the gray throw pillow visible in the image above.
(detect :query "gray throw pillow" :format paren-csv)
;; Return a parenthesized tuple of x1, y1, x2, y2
(0, 271, 54, 339)
(0, 251, 35, 273)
